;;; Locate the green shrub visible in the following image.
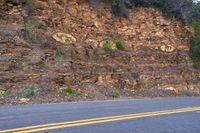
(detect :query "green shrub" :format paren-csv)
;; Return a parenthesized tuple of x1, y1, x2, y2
(116, 39, 125, 50)
(103, 41, 113, 51)
(112, 92, 120, 98)
(190, 20, 200, 68)
(36, 20, 45, 29)
(192, 20, 200, 37)
(64, 87, 77, 96)
(191, 35, 200, 49)
(190, 43, 200, 69)
(24, 85, 39, 98)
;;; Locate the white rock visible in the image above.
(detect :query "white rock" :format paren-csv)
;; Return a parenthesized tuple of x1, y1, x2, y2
(52, 32, 76, 44)
(19, 98, 30, 103)
(160, 45, 175, 52)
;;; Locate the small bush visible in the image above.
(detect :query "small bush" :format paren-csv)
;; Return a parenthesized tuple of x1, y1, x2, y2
(36, 20, 45, 29)
(64, 87, 77, 96)
(24, 85, 39, 98)
(112, 92, 120, 98)
(116, 39, 125, 50)
(103, 41, 113, 51)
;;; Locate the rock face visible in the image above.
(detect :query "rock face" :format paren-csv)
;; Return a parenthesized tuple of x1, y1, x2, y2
(0, 0, 199, 104)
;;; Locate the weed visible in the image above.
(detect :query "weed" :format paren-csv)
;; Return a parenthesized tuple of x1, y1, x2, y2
(64, 43, 76, 52)
(54, 48, 63, 60)
(3, 90, 12, 97)
(112, 92, 120, 98)
(116, 39, 125, 50)
(46, 87, 53, 92)
(36, 20, 45, 29)
(24, 84, 39, 98)
(64, 87, 77, 96)
(25, 20, 33, 33)
(21, 63, 31, 69)
(103, 41, 113, 51)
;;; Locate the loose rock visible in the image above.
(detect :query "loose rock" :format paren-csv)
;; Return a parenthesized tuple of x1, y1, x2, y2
(19, 98, 30, 103)
(160, 45, 176, 52)
(52, 32, 76, 44)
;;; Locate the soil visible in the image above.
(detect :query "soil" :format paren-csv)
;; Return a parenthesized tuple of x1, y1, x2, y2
(0, 0, 200, 105)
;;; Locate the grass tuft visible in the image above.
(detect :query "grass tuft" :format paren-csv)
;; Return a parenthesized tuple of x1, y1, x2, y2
(54, 48, 63, 60)
(24, 84, 39, 98)
(36, 20, 45, 29)
(21, 63, 31, 69)
(103, 41, 113, 52)
(112, 92, 120, 98)
(64, 87, 78, 96)
(25, 20, 33, 33)
(116, 39, 126, 50)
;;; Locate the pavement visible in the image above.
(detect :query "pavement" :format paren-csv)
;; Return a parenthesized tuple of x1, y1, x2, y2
(0, 97, 200, 133)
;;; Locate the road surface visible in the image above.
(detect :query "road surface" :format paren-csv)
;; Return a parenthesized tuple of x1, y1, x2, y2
(0, 97, 200, 133)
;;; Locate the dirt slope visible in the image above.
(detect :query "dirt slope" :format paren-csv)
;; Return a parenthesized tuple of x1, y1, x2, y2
(0, 0, 200, 105)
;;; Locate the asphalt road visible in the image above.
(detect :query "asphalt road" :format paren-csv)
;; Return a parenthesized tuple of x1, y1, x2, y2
(0, 97, 200, 133)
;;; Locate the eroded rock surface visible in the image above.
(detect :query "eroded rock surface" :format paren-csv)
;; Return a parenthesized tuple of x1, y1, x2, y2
(0, 0, 199, 105)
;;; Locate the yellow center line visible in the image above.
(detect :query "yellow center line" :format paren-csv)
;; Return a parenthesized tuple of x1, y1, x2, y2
(0, 108, 178, 133)
(0, 107, 199, 133)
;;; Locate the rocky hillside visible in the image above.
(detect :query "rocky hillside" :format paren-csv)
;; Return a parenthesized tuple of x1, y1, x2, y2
(0, 0, 200, 105)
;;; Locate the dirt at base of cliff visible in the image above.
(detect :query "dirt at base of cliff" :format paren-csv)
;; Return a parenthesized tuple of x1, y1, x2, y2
(0, 0, 200, 105)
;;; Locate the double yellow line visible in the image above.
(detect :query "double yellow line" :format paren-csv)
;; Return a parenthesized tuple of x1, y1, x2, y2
(0, 107, 200, 133)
